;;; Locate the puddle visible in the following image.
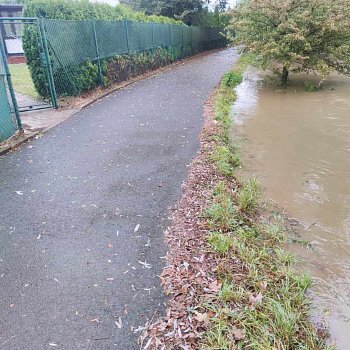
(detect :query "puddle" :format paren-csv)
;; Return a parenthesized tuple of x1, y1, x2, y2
(231, 67, 350, 348)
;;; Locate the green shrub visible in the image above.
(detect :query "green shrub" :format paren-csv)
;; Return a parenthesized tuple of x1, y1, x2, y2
(221, 71, 243, 88)
(22, 25, 49, 97)
(103, 47, 189, 87)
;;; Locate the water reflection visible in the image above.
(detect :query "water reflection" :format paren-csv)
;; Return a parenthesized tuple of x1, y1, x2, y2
(232, 69, 260, 125)
(231, 68, 350, 349)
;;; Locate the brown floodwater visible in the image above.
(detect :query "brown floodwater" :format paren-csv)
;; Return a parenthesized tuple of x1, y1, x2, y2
(231, 68, 350, 349)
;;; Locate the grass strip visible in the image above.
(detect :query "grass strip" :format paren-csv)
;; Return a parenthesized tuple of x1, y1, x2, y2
(9, 64, 38, 99)
(142, 55, 331, 350)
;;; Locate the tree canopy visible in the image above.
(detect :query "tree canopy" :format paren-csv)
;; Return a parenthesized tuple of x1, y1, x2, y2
(22, 0, 180, 24)
(231, 0, 350, 84)
(120, 0, 206, 24)
(120, 0, 230, 25)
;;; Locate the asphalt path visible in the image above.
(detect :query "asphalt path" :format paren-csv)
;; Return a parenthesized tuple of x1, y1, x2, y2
(0, 48, 238, 349)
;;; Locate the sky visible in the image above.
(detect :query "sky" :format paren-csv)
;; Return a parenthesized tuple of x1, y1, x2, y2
(91, 0, 237, 9)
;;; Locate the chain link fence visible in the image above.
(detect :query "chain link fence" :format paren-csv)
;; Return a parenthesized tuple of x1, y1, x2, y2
(0, 37, 21, 143)
(38, 19, 225, 98)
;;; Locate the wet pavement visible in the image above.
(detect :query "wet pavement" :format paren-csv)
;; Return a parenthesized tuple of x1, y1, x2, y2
(0, 49, 238, 350)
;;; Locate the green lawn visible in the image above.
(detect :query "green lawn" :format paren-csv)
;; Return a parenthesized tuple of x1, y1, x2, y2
(9, 64, 38, 99)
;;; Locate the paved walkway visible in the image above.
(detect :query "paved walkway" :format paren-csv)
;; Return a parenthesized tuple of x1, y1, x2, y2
(0, 49, 238, 350)
(15, 92, 50, 112)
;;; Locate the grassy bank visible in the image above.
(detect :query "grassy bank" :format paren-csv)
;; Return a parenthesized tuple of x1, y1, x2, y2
(202, 57, 331, 349)
(143, 56, 331, 349)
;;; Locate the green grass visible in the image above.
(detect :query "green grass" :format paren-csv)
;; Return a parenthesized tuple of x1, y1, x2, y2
(200, 55, 332, 350)
(219, 280, 236, 302)
(204, 183, 238, 230)
(237, 177, 262, 213)
(211, 145, 240, 177)
(221, 71, 243, 88)
(9, 64, 37, 99)
(207, 232, 233, 256)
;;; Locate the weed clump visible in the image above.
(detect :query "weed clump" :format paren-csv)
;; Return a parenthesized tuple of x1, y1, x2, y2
(304, 80, 320, 92)
(221, 71, 243, 88)
(237, 177, 262, 213)
(211, 145, 240, 177)
(207, 232, 233, 256)
(205, 184, 237, 230)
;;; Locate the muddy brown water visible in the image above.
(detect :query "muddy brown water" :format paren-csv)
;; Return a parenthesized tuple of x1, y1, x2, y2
(231, 68, 350, 349)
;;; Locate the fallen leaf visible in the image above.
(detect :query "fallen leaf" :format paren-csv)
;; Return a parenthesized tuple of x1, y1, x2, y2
(259, 281, 267, 292)
(115, 317, 122, 329)
(248, 292, 263, 306)
(195, 312, 209, 323)
(208, 280, 222, 293)
(232, 326, 245, 340)
(138, 260, 152, 268)
(144, 337, 153, 349)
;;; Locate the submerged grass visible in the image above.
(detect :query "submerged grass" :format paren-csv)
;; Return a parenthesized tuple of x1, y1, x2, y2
(201, 55, 332, 350)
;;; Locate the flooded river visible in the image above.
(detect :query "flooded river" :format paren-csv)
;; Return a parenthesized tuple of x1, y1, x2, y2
(231, 68, 350, 348)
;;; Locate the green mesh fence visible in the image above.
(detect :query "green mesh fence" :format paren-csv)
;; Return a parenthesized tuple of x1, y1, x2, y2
(0, 40, 19, 142)
(41, 19, 225, 98)
(95, 20, 128, 58)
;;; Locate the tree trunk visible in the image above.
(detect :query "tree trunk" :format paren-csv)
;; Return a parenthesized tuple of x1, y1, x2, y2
(281, 66, 289, 85)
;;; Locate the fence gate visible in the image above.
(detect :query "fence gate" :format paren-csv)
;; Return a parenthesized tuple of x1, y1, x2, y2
(0, 32, 21, 142)
(0, 17, 57, 114)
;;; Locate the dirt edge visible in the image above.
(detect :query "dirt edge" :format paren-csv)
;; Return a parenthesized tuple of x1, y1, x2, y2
(140, 88, 229, 349)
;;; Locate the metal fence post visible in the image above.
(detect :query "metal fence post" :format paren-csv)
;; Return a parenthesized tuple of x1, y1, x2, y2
(209, 27, 211, 49)
(182, 26, 185, 57)
(151, 22, 154, 48)
(190, 27, 193, 54)
(0, 34, 22, 130)
(168, 24, 172, 58)
(124, 20, 132, 76)
(124, 20, 130, 53)
(38, 19, 58, 109)
(168, 24, 171, 46)
(92, 19, 103, 86)
(216, 28, 220, 49)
